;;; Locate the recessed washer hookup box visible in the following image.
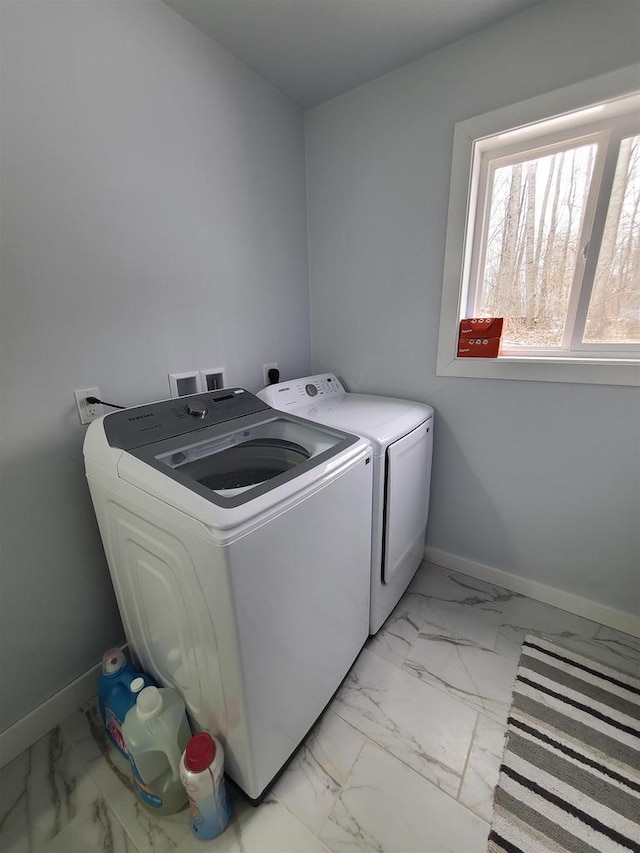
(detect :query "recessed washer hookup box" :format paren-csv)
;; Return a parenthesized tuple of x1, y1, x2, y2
(457, 318, 503, 358)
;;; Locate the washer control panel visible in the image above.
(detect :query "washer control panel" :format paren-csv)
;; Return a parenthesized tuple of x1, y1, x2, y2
(103, 388, 271, 450)
(259, 374, 346, 409)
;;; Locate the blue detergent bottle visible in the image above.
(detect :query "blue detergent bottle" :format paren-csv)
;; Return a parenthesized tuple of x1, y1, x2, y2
(98, 648, 155, 758)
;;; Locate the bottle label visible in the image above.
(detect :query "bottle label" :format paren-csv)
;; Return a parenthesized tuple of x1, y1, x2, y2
(104, 708, 130, 758)
(187, 782, 231, 839)
(131, 766, 164, 809)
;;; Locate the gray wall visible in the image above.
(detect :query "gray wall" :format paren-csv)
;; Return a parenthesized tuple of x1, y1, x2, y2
(306, 1, 640, 615)
(0, 1, 310, 731)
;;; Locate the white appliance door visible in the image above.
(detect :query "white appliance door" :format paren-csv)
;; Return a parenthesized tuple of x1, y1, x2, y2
(383, 420, 433, 584)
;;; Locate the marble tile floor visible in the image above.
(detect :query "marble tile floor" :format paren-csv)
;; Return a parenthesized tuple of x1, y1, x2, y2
(1, 561, 638, 853)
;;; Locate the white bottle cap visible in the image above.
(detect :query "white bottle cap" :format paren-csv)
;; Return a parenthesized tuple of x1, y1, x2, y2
(136, 686, 163, 720)
(130, 677, 146, 694)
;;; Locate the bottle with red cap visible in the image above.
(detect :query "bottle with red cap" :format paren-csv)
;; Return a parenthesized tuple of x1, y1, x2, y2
(179, 733, 231, 840)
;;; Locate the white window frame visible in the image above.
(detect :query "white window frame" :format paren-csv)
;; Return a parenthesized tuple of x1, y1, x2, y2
(436, 63, 640, 387)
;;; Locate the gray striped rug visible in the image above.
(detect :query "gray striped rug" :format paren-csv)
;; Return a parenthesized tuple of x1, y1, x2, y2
(488, 635, 640, 853)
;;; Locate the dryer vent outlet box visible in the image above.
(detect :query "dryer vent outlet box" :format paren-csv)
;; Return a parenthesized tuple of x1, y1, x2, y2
(169, 372, 199, 397)
(200, 369, 226, 391)
(169, 369, 226, 398)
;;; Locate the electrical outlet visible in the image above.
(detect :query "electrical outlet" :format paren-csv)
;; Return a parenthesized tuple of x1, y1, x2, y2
(263, 362, 279, 386)
(74, 388, 103, 425)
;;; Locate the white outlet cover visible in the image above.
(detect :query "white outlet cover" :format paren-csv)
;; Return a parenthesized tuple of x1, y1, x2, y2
(74, 388, 102, 425)
(263, 363, 279, 386)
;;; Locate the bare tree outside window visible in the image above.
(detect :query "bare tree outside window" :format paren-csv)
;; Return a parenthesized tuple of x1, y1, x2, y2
(477, 144, 596, 347)
(584, 134, 640, 344)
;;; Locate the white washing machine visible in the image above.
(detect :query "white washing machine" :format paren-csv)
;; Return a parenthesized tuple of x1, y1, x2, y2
(258, 374, 433, 634)
(83, 387, 372, 802)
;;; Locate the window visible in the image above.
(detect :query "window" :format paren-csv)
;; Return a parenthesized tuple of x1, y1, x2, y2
(437, 65, 640, 386)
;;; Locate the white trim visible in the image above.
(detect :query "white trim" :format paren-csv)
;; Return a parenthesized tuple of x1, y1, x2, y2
(436, 62, 640, 387)
(424, 546, 640, 639)
(0, 660, 101, 770)
(435, 356, 640, 386)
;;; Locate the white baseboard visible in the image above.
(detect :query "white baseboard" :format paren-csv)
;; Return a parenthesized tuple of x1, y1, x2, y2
(0, 661, 101, 770)
(424, 546, 640, 639)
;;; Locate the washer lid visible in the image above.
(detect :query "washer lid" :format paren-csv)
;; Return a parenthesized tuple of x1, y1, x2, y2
(126, 410, 363, 508)
(281, 394, 433, 451)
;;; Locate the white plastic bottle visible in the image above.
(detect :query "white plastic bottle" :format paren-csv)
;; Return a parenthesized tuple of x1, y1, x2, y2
(180, 732, 231, 840)
(122, 684, 191, 814)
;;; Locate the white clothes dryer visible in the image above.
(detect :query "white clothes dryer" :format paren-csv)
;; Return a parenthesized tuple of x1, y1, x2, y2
(84, 387, 372, 802)
(258, 375, 433, 634)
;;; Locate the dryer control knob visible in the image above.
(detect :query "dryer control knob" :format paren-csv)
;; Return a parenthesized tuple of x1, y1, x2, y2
(185, 401, 208, 418)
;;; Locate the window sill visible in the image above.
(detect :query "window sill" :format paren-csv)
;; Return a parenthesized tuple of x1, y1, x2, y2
(436, 354, 640, 386)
